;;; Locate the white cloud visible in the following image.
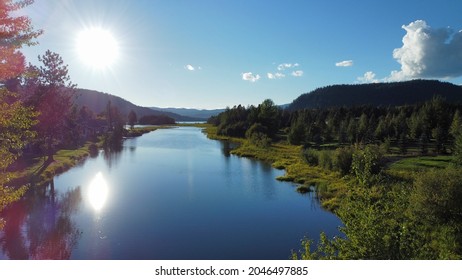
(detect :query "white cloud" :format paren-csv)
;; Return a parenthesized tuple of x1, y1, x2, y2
(357, 71, 379, 83)
(277, 63, 299, 71)
(291, 70, 303, 77)
(242, 72, 261, 82)
(390, 20, 462, 80)
(185, 64, 195, 71)
(335, 60, 353, 67)
(267, 72, 285, 79)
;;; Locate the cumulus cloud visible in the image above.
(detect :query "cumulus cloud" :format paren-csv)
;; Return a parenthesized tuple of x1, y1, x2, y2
(336, 60, 354, 67)
(245, 62, 303, 81)
(291, 70, 303, 77)
(185, 64, 195, 71)
(184, 64, 202, 71)
(277, 63, 299, 71)
(242, 72, 261, 82)
(267, 72, 285, 79)
(357, 71, 379, 83)
(390, 20, 462, 80)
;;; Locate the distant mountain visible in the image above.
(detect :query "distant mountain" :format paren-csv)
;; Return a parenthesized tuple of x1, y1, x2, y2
(150, 107, 224, 120)
(288, 80, 462, 111)
(74, 89, 198, 121)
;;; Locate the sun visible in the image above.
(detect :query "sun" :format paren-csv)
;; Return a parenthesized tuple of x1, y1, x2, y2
(76, 27, 119, 69)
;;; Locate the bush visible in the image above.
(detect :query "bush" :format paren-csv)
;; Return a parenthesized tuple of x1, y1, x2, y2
(351, 145, 383, 187)
(302, 148, 318, 166)
(88, 143, 99, 157)
(218, 121, 248, 137)
(245, 123, 267, 139)
(333, 146, 354, 176)
(249, 132, 271, 148)
(411, 167, 462, 225)
(409, 167, 462, 258)
(318, 150, 334, 170)
(245, 123, 271, 148)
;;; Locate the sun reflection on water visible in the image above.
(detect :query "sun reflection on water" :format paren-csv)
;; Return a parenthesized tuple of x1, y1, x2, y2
(88, 172, 108, 211)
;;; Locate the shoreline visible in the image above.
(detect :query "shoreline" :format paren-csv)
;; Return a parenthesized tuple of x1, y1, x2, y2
(5, 126, 163, 189)
(201, 124, 347, 211)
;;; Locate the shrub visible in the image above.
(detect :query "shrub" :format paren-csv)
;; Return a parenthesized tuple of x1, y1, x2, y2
(411, 167, 462, 225)
(333, 146, 354, 176)
(89, 143, 99, 157)
(246, 123, 271, 148)
(249, 132, 271, 148)
(302, 148, 318, 166)
(245, 123, 267, 139)
(351, 144, 383, 187)
(318, 150, 334, 170)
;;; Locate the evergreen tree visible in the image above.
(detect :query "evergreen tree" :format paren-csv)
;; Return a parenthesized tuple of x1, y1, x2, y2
(450, 110, 461, 140)
(28, 51, 76, 161)
(256, 99, 280, 138)
(357, 113, 368, 143)
(288, 118, 306, 145)
(454, 133, 462, 166)
(128, 109, 137, 129)
(346, 118, 357, 144)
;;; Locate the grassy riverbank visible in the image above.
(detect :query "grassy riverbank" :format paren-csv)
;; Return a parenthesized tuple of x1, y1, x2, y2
(11, 142, 97, 186)
(203, 125, 348, 211)
(203, 124, 457, 212)
(7, 126, 163, 188)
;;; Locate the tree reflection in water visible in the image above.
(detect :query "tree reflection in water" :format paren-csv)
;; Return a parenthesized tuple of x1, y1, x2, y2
(0, 179, 82, 259)
(103, 145, 123, 169)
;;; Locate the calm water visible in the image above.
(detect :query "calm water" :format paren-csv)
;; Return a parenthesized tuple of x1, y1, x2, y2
(0, 127, 341, 260)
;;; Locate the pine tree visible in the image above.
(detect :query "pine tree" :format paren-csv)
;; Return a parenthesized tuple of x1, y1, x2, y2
(28, 51, 76, 161)
(454, 132, 462, 166)
(128, 110, 137, 129)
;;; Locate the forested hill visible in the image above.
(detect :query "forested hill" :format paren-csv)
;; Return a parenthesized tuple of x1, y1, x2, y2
(150, 107, 224, 120)
(74, 89, 198, 121)
(289, 80, 462, 110)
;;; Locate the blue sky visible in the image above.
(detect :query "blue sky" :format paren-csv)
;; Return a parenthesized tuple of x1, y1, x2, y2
(21, 0, 462, 109)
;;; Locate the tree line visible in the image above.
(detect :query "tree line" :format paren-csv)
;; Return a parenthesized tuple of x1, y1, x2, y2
(209, 97, 462, 158)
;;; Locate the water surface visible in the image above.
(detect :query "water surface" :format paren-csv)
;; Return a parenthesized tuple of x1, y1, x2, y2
(0, 127, 341, 259)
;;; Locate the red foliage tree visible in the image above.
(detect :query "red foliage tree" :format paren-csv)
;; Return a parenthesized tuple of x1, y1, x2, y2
(0, 0, 42, 81)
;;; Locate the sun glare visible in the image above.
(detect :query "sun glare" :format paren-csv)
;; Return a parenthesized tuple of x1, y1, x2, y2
(88, 172, 109, 211)
(76, 27, 119, 69)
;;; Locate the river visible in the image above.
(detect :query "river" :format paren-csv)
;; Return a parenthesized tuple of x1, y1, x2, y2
(0, 126, 341, 259)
